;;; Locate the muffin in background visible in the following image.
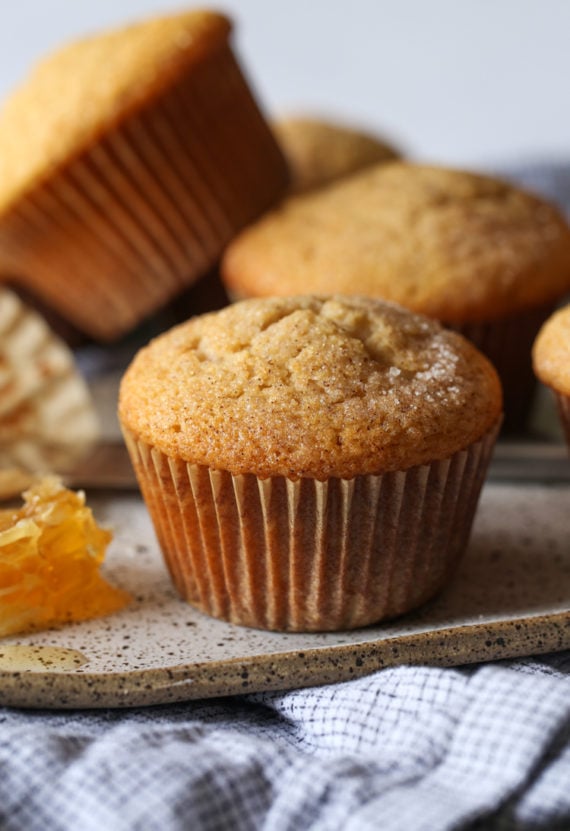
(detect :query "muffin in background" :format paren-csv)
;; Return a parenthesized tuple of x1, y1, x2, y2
(154, 266, 231, 332)
(0, 10, 289, 342)
(273, 115, 400, 193)
(222, 163, 570, 431)
(533, 304, 570, 446)
(119, 295, 502, 633)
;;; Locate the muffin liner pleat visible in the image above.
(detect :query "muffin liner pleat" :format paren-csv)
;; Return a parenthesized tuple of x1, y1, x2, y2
(452, 304, 554, 432)
(0, 287, 98, 472)
(123, 421, 500, 632)
(0, 42, 288, 341)
(552, 391, 570, 447)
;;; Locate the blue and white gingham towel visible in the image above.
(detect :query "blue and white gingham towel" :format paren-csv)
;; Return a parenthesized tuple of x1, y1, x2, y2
(0, 654, 569, 831)
(1, 162, 570, 831)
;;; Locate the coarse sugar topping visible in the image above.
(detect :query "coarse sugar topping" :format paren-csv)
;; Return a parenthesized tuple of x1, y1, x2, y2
(119, 295, 502, 478)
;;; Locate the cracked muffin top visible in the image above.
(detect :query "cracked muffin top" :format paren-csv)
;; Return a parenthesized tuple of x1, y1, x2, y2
(119, 295, 502, 479)
(221, 163, 570, 324)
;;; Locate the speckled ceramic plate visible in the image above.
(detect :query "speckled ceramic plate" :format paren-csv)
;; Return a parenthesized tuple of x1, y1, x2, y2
(0, 480, 569, 709)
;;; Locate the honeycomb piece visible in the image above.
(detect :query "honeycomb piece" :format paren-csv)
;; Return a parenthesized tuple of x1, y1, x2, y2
(0, 477, 129, 637)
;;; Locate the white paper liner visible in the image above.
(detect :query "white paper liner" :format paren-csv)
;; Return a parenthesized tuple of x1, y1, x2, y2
(0, 288, 98, 472)
(123, 421, 500, 632)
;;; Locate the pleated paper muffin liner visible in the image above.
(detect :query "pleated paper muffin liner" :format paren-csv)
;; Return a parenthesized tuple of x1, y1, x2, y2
(0, 288, 98, 473)
(123, 421, 500, 633)
(452, 303, 555, 433)
(0, 43, 288, 341)
(552, 391, 570, 448)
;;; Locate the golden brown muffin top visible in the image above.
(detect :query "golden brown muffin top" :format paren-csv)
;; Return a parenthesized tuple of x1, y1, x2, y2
(273, 115, 400, 193)
(0, 10, 230, 214)
(119, 295, 502, 479)
(532, 304, 570, 396)
(222, 163, 570, 323)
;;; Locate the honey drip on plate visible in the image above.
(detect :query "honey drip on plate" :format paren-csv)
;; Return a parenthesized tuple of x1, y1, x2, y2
(0, 644, 88, 671)
(0, 477, 130, 637)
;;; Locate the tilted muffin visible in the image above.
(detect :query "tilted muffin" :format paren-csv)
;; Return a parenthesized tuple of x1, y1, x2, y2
(222, 163, 570, 430)
(119, 295, 502, 632)
(533, 304, 570, 446)
(0, 10, 288, 341)
(273, 115, 400, 193)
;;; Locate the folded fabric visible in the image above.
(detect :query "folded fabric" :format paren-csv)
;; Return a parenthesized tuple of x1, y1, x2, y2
(0, 652, 569, 831)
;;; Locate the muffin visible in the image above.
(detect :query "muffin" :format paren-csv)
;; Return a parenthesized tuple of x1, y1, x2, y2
(532, 304, 570, 445)
(0, 477, 130, 636)
(119, 295, 502, 632)
(0, 10, 289, 341)
(222, 163, 570, 431)
(273, 115, 400, 193)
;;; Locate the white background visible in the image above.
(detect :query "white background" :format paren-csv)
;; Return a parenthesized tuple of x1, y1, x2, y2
(0, 0, 569, 168)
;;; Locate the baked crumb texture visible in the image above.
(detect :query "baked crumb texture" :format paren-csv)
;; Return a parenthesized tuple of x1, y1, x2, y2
(0, 10, 289, 341)
(533, 304, 570, 396)
(221, 163, 570, 430)
(533, 304, 570, 445)
(119, 295, 502, 478)
(120, 295, 501, 631)
(222, 163, 570, 322)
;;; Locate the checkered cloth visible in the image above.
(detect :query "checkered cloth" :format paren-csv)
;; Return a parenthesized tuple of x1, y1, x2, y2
(0, 653, 569, 830)
(1, 161, 570, 830)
